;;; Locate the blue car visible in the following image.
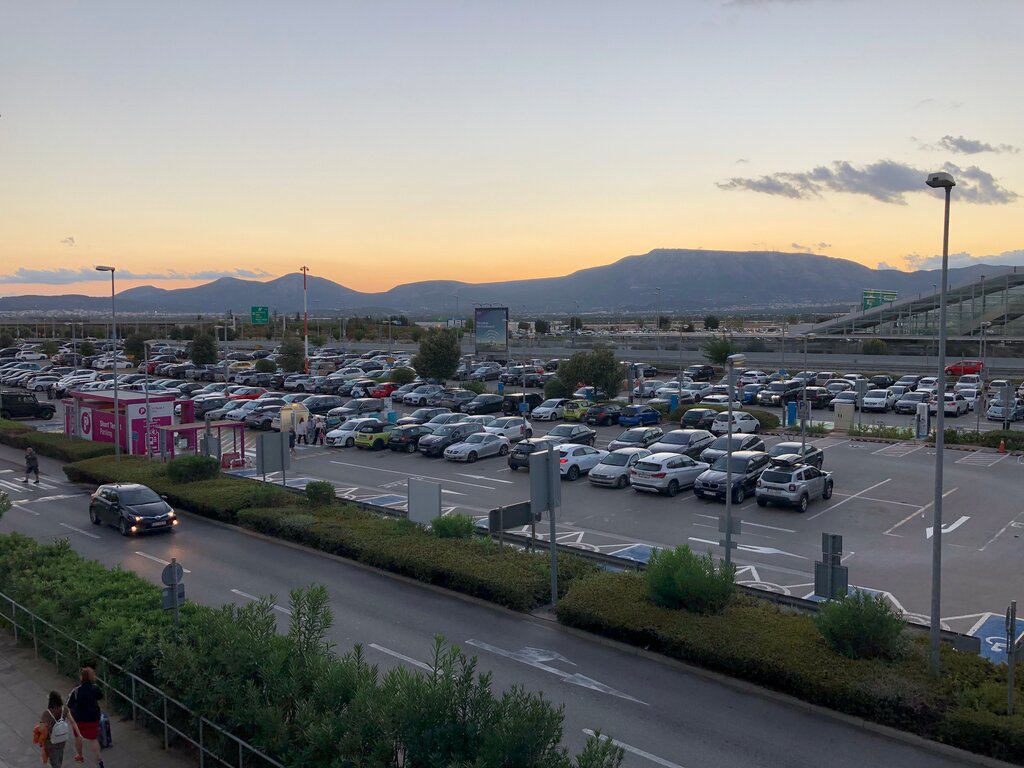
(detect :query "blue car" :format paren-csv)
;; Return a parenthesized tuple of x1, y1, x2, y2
(617, 405, 662, 426)
(742, 384, 765, 404)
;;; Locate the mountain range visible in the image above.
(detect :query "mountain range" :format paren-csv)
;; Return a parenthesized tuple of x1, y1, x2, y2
(0, 249, 1005, 315)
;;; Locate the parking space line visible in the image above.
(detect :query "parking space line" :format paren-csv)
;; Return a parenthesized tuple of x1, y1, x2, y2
(883, 487, 958, 536)
(582, 729, 686, 768)
(329, 460, 495, 490)
(871, 443, 923, 457)
(828, 493, 917, 508)
(979, 510, 1024, 552)
(58, 522, 100, 539)
(806, 479, 891, 521)
(695, 513, 795, 533)
(369, 643, 432, 672)
(230, 588, 292, 615)
(135, 551, 192, 573)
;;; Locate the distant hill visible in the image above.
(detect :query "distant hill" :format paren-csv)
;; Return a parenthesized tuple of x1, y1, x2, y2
(0, 249, 1004, 314)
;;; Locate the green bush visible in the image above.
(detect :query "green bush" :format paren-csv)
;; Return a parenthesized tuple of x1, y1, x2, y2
(254, 358, 276, 373)
(389, 366, 416, 384)
(849, 424, 915, 440)
(664, 403, 780, 430)
(816, 591, 909, 660)
(167, 455, 220, 483)
(304, 480, 336, 507)
(862, 339, 889, 355)
(431, 513, 475, 539)
(463, 380, 487, 394)
(543, 377, 571, 399)
(644, 545, 735, 613)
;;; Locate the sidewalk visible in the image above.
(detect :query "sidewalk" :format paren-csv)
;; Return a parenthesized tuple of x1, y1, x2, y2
(0, 633, 192, 768)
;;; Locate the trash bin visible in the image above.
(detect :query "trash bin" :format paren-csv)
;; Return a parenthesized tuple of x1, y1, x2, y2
(787, 401, 797, 427)
(497, 381, 505, 395)
(670, 394, 679, 413)
(387, 410, 397, 425)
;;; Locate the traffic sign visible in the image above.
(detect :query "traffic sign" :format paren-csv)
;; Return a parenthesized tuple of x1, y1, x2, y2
(161, 583, 185, 610)
(251, 305, 269, 325)
(161, 561, 184, 586)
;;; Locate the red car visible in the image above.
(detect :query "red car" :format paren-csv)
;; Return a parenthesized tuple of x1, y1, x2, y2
(370, 381, 399, 398)
(944, 359, 984, 376)
(227, 386, 267, 400)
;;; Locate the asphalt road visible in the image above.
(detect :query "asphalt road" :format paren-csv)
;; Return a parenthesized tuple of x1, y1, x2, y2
(0, 446, 987, 768)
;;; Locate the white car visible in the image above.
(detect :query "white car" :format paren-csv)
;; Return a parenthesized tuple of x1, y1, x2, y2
(702, 395, 743, 408)
(930, 392, 969, 417)
(738, 370, 769, 385)
(15, 350, 48, 361)
(485, 416, 533, 441)
(632, 380, 664, 398)
(462, 414, 497, 427)
(587, 447, 652, 489)
(681, 382, 714, 400)
(557, 444, 608, 481)
(959, 388, 981, 411)
(709, 411, 761, 435)
(955, 374, 982, 393)
(443, 432, 511, 462)
(654, 382, 686, 398)
(531, 398, 569, 421)
(630, 452, 710, 496)
(861, 389, 896, 412)
(325, 417, 383, 448)
(917, 377, 939, 396)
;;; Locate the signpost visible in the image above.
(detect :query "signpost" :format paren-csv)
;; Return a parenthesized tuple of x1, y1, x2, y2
(161, 559, 185, 626)
(861, 289, 898, 310)
(256, 432, 289, 483)
(489, 500, 540, 552)
(814, 534, 848, 601)
(250, 305, 269, 326)
(1008, 601, 1018, 715)
(530, 447, 561, 605)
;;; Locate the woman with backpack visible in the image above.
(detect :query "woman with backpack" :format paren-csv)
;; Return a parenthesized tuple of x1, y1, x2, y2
(68, 667, 104, 768)
(36, 689, 82, 767)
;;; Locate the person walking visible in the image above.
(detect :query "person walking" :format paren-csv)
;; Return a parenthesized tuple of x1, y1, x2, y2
(23, 446, 40, 484)
(37, 689, 82, 767)
(296, 418, 307, 445)
(68, 667, 104, 768)
(288, 426, 297, 458)
(304, 416, 315, 446)
(314, 416, 326, 445)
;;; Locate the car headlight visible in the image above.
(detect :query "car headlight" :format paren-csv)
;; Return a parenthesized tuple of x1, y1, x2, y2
(134, 515, 143, 522)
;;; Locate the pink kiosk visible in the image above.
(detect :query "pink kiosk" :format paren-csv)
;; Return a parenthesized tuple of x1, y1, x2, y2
(64, 391, 177, 456)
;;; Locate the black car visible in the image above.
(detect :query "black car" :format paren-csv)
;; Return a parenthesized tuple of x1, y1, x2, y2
(767, 441, 825, 469)
(894, 391, 929, 414)
(388, 424, 434, 452)
(680, 408, 717, 430)
(544, 423, 597, 446)
(501, 392, 544, 416)
(684, 365, 715, 382)
(507, 437, 559, 470)
(88, 483, 179, 536)
(193, 395, 230, 418)
(647, 429, 715, 459)
(396, 407, 450, 426)
(0, 391, 56, 420)
(237, 371, 276, 387)
(796, 386, 834, 410)
(462, 394, 504, 415)
(418, 423, 484, 457)
(869, 375, 895, 389)
(302, 395, 345, 415)
(584, 403, 622, 426)
(756, 380, 802, 407)
(693, 451, 771, 503)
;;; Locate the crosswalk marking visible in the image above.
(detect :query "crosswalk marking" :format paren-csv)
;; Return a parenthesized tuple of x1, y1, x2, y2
(871, 442, 924, 458)
(955, 450, 1007, 468)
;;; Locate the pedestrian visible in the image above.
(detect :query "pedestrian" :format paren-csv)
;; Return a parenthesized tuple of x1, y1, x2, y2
(316, 416, 326, 445)
(296, 418, 307, 445)
(68, 667, 104, 768)
(288, 427, 297, 458)
(37, 689, 82, 767)
(305, 416, 316, 445)
(23, 447, 40, 484)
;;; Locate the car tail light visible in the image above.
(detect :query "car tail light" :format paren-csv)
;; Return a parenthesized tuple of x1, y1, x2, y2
(652, 472, 666, 478)
(788, 484, 797, 492)
(559, 458, 567, 463)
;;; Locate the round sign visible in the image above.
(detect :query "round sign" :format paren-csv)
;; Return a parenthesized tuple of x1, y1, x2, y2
(161, 562, 184, 586)
(80, 410, 92, 437)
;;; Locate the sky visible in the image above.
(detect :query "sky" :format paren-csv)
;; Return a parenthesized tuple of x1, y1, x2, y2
(2, 0, 1022, 297)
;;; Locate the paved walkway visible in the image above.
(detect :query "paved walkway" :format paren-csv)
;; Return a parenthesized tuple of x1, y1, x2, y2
(0, 633, 192, 768)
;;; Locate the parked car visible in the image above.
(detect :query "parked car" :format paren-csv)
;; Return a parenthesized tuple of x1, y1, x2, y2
(584, 403, 622, 426)
(895, 374, 921, 391)
(462, 394, 504, 415)
(954, 374, 983, 393)
(354, 421, 394, 450)
(557, 444, 608, 480)
(244, 404, 283, 431)
(544, 423, 597, 446)
(755, 380, 801, 407)
(767, 441, 824, 469)
(647, 429, 715, 459)
(396, 406, 450, 426)
(945, 359, 984, 376)
(444, 432, 511, 462)
(693, 450, 771, 503)
(404, 384, 446, 406)
(426, 412, 468, 428)
(501, 392, 544, 415)
(562, 400, 592, 421)
(684, 364, 715, 382)
(930, 392, 969, 417)
(680, 408, 718, 430)
(608, 426, 664, 452)
(507, 437, 559, 471)
(388, 424, 435, 452)
(710, 411, 760, 435)
(699, 433, 766, 465)
(681, 382, 714, 401)
(894, 391, 930, 414)
(0, 390, 56, 420)
(325, 417, 383, 447)
(986, 397, 1024, 422)
(755, 456, 834, 512)
(88, 483, 179, 536)
(631, 453, 710, 497)
(587, 447, 652, 489)
(331, 397, 384, 419)
(418, 422, 485, 456)
(828, 391, 860, 411)
(485, 416, 533, 441)
(429, 389, 477, 411)
(531, 398, 570, 421)
(617, 405, 662, 427)
(861, 389, 896, 412)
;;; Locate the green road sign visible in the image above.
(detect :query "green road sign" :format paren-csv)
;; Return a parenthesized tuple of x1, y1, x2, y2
(251, 305, 269, 325)
(861, 289, 898, 311)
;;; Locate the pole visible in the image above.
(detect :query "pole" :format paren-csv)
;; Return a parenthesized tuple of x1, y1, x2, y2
(1009, 600, 1017, 716)
(801, 335, 809, 455)
(724, 360, 736, 566)
(929, 185, 951, 676)
(110, 271, 121, 461)
(301, 265, 310, 373)
(171, 558, 180, 628)
(547, 444, 559, 605)
(780, 324, 786, 373)
(143, 344, 151, 458)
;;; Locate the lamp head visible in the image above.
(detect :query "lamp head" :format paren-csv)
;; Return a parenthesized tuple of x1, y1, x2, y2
(94, 265, 115, 272)
(925, 172, 956, 189)
(726, 353, 746, 367)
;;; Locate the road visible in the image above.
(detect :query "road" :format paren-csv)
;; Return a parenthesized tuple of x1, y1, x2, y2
(0, 447, 987, 768)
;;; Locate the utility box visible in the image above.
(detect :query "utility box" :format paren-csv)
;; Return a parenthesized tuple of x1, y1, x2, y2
(834, 401, 855, 431)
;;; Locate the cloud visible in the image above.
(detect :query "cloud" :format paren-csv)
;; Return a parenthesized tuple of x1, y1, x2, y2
(0, 267, 273, 285)
(915, 135, 1019, 155)
(875, 261, 904, 271)
(902, 249, 1024, 270)
(60, 236, 75, 247)
(718, 159, 1017, 205)
(789, 242, 832, 254)
(817, 242, 831, 249)
(915, 98, 963, 111)
(735, 158, 750, 164)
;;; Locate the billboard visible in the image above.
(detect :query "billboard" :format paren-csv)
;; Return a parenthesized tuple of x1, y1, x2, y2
(474, 307, 509, 355)
(862, 289, 898, 310)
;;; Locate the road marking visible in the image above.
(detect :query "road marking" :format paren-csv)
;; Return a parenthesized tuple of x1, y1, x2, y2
(135, 551, 192, 573)
(871, 443, 923, 458)
(926, 515, 970, 539)
(368, 643, 432, 672)
(230, 588, 292, 615)
(883, 487, 958, 535)
(956, 450, 1007, 467)
(466, 639, 646, 704)
(10, 502, 39, 516)
(329, 461, 495, 490)
(827, 493, 917, 508)
(582, 729, 686, 768)
(695, 513, 795, 533)
(58, 522, 100, 539)
(812, 438, 850, 449)
(841, 550, 855, 564)
(980, 510, 1024, 552)
(458, 473, 514, 484)
(806, 478, 891, 521)
(688, 537, 807, 560)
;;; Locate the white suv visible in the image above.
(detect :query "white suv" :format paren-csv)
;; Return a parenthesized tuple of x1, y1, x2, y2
(709, 411, 760, 435)
(630, 452, 710, 497)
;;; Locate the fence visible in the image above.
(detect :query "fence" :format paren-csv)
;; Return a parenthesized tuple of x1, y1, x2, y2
(0, 591, 285, 768)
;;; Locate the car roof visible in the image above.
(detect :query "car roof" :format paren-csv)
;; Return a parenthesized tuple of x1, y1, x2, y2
(611, 446, 650, 454)
(100, 483, 149, 492)
(644, 452, 688, 463)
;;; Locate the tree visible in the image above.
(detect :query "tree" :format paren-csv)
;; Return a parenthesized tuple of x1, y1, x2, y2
(79, 341, 96, 357)
(255, 358, 276, 373)
(389, 366, 416, 384)
(190, 333, 218, 366)
(703, 315, 720, 330)
(744, 337, 766, 353)
(568, 316, 584, 331)
(0, 332, 12, 348)
(278, 335, 305, 372)
(657, 315, 671, 330)
(124, 333, 147, 361)
(862, 339, 889, 355)
(554, 348, 622, 399)
(534, 319, 550, 335)
(311, 333, 326, 347)
(168, 326, 182, 341)
(0, 490, 10, 522)
(517, 320, 530, 331)
(410, 326, 424, 343)
(412, 329, 461, 382)
(40, 340, 59, 357)
(702, 335, 734, 366)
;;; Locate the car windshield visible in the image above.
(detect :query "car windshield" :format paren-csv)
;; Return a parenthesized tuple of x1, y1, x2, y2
(902, 393, 926, 401)
(616, 430, 644, 442)
(760, 470, 795, 483)
(710, 435, 747, 450)
(549, 425, 573, 436)
(634, 461, 662, 472)
(600, 453, 632, 466)
(711, 456, 750, 473)
(660, 433, 690, 444)
(621, 407, 641, 415)
(491, 418, 514, 428)
(866, 390, 888, 398)
(463, 434, 486, 444)
(836, 392, 856, 399)
(433, 425, 457, 436)
(768, 383, 788, 392)
(539, 399, 561, 408)
(358, 425, 380, 433)
(769, 444, 801, 456)
(118, 487, 162, 505)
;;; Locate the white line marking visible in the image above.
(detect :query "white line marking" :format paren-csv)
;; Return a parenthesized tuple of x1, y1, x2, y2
(883, 488, 958, 535)
(806, 478, 891, 521)
(980, 510, 1024, 552)
(458, 473, 514, 484)
(230, 588, 292, 615)
(694, 514, 795, 533)
(841, 551, 855, 564)
(926, 515, 969, 539)
(369, 643, 432, 672)
(10, 502, 39, 516)
(967, 613, 996, 637)
(58, 522, 100, 539)
(582, 729, 686, 768)
(329, 460, 495, 489)
(135, 552, 192, 573)
(813, 438, 850, 449)
(688, 537, 807, 560)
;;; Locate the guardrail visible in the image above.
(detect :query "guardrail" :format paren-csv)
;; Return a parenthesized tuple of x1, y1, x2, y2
(0, 591, 285, 768)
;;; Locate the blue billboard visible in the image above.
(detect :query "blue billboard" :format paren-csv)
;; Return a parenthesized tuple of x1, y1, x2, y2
(474, 307, 508, 355)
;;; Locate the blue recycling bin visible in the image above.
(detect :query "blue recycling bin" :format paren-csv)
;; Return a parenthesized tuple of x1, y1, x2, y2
(387, 410, 397, 425)
(670, 394, 679, 413)
(519, 402, 528, 414)
(787, 401, 797, 427)
(497, 381, 505, 395)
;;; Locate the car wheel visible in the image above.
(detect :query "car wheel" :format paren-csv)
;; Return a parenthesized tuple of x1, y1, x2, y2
(119, 518, 131, 537)
(797, 495, 809, 513)
(615, 475, 628, 489)
(733, 486, 746, 504)
(756, 498, 768, 508)
(499, 445, 509, 456)
(567, 465, 580, 481)
(525, 429, 533, 439)
(406, 443, 416, 453)
(345, 437, 355, 448)
(822, 482, 833, 500)
(89, 508, 101, 526)
(753, 424, 760, 434)
(666, 480, 679, 497)
(467, 452, 478, 463)
(509, 464, 518, 471)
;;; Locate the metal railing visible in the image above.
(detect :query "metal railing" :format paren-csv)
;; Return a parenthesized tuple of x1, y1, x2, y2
(0, 592, 285, 768)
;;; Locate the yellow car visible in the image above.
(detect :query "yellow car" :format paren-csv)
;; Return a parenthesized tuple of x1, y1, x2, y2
(562, 400, 592, 422)
(354, 421, 393, 450)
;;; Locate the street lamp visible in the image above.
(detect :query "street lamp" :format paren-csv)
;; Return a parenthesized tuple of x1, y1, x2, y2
(925, 170, 955, 676)
(977, 321, 992, 433)
(723, 352, 746, 567)
(655, 287, 662, 352)
(300, 266, 310, 373)
(801, 334, 815, 455)
(95, 266, 120, 460)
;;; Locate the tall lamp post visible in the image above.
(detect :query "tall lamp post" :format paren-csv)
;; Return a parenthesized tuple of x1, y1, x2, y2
(723, 353, 746, 567)
(655, 287, 662, 352)
(95, 266, 120, 461)
(977, 321, 991, 433)
(300, 266, 310, 372)
(925, 171, 955, 676)
(801, 334, 815, 455)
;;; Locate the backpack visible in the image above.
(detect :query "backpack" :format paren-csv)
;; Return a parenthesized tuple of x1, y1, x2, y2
(49, 709, 70, 745)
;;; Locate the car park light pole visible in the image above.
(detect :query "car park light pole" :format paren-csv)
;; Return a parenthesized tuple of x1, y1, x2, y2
(724, 353, 745, 567)
(95, 265, 120, 461)
(925, 170, 955, 676)
(977, 321, 991, 433)
(801, 334, 814, 456)
(300, 265, 310, 373)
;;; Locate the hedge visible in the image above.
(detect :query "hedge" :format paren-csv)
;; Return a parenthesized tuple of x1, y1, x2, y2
(657, 403, 782, 430)
(0, 421, 114, 462)
(556, 571, 1024, 764)
(64, 456, 597, 611)
(0, 534, 623, 768)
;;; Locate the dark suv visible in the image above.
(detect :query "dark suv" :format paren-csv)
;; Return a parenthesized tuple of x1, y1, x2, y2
(755, 380, 802, 407)
(417, 422, 484, 457)
(302, 395, 345, 415)
(0, 391, 56, 420)
(684, 365, 715, 382)
(680, 408, 717, 430)
(693, 450, 771, 503)
(501, 392, 544, 415)
(584, 403, 621, 426)
(507, 437, 559, 471)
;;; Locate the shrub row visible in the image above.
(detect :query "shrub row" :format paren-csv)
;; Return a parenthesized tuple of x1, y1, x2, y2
(660, 403, 782, 430)
(0, 421, 114, 462)
(0, 534, 622, 768)
(63, 456, 597, 610)
(556, 571, 1024, 764)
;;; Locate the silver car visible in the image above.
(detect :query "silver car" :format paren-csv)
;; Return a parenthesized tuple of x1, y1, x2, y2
(443, 432, 511, 462)
(587, 447, 652, 489)
(630, 452, 710, 497)
(755, 456, 834, 513)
